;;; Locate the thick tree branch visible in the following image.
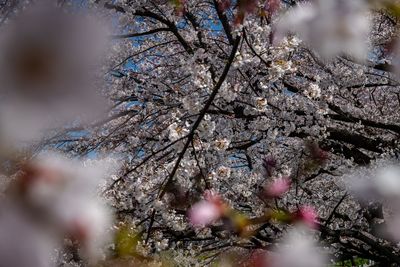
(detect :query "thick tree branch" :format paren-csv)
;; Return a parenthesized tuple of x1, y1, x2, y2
(158, 36, 241, 199)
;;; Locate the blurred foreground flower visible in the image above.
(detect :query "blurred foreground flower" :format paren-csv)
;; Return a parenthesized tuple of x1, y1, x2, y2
(264, 177, 291, 198)
(0, 203, 57, 267)
(274, 0, 370, 60)
(220, 224, 325, 267)
(347, 165, 400, 203)
(0, 2, 107, 145)
(270, 226, 327, 267)
(188, 200, 222, 226)
(295, 205, 319, 229)
(1, 152, 117, 266)
(188, 190, 226, 227)
(347, 164, 400, 241)
(268, 205, 319, 228)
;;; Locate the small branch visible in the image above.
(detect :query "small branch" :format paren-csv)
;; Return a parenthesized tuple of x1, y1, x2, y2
(111, 27, 171, 39)
(324, 193, 348, 227)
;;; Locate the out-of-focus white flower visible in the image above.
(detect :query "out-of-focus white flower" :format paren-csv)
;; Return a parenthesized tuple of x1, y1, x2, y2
(384, 213, 400, 241)
(65, 200, 113, 262)
(274, 0, 370, 60)
(270, 226, 326, 267)
(13, 152, 116, 263)
(347, 165, 400, 202)
(375, 167, 400, 197)
(389, 40, 400, 76)
(0, 2, 108, 145)
(0, 203, 57, 267)
(371, 167, 400, 241)
(346, 164, 400, 241)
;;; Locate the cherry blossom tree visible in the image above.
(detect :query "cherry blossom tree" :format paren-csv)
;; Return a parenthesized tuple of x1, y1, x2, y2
(1, 0, 400, 266)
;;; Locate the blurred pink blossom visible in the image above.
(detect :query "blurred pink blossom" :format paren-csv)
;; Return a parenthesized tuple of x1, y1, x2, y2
(296, 205, 318, 228)
(264, 177, 291, 198)
(188, 200, 222, 227)
(188, 190, 225, 227)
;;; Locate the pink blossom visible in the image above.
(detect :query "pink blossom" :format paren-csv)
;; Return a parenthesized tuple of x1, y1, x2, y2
(188, 200, 222, 227)
(296, 205, 318, 228)
(264, 177, 291, 198)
